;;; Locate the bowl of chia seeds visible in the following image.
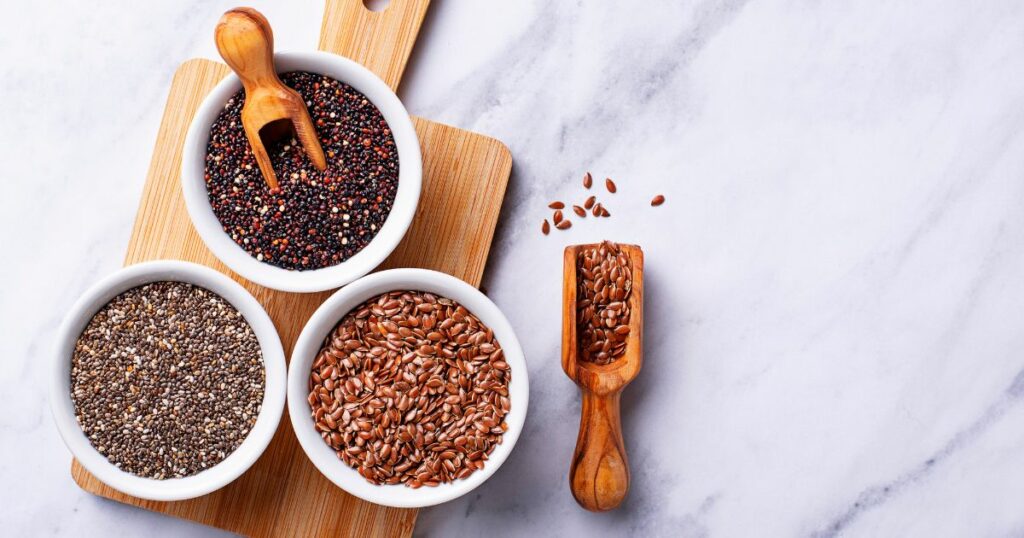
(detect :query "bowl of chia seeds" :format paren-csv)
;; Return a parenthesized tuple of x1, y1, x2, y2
(286, 269, 529, 508)
(50, 261, 286, 501)
(181, 51, 422, 293)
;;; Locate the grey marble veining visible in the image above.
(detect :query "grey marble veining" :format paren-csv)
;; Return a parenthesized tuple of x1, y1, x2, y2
(6, 1, 1024, 536)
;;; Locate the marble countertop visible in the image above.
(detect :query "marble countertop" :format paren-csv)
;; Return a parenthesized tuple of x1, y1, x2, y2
(6, 0, 1024, 536)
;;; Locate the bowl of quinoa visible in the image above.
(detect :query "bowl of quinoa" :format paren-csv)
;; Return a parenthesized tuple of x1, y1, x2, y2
(181, 52, 422, 292)
(50, 261, 286, 501)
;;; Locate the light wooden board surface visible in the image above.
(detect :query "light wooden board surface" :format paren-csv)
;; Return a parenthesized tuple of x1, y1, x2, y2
(70, 0, 512, 535)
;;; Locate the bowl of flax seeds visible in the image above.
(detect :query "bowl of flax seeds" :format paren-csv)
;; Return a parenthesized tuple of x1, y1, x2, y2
(287, 268, 529, 508)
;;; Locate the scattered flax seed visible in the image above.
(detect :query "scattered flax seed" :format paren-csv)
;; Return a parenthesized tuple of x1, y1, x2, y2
(601, 207, 611, 217)
(548, 201, 565, 210)
(307, 291, 510, 487)
(553, 210, 564, 225)
(71, 282, 265, 479)
(605, 178, 617, 193)
(592, 203, 603, 217)
(584, 196, 596, 210)
(542, 219, 550, 235)
(583, 172, 593, 189)
(573, 205, 586, 218)
(651, 195, 665, 206)
(576, 241, 632, 365)
(556, 220, 572, 230)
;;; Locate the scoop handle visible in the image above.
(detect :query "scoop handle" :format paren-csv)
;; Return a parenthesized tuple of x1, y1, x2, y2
(570, 389, 630, 511)
(215, 8, 280, 92)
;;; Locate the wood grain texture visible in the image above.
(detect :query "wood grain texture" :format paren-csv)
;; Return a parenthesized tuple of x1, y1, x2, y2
(572, 391, 628, 511)
(319, 0, 430, 91)
(70, 0, 513, 535)
(562, 244, 644, 512)
(216, 7, 327, 189)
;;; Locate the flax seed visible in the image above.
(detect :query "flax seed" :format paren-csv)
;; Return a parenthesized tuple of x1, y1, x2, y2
(576, 241, 632, 365)
(308, 291, 510, 487)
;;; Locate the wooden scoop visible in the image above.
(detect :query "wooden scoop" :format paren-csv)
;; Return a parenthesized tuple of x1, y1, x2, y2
(214, 7, 327, 190)
(562, 243, 644, 512)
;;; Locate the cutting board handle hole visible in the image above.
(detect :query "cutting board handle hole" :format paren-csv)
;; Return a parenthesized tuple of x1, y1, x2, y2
(362, 0, 391, 12)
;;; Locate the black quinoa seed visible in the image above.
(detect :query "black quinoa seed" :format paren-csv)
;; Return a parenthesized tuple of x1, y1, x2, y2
(204, 71, 400, 271)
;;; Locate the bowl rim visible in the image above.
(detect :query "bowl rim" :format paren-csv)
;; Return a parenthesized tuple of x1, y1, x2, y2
(49, 260, 287, 501)
(181, 50, 422, 293)
(287, 269, 529, 508)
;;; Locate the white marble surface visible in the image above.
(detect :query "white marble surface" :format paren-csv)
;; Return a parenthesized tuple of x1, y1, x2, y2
(6, 0, 1024, 536)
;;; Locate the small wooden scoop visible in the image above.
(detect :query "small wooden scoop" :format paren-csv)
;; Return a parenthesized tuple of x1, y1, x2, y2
(562, 243, 644, 512)
(215, 7, 327, 190)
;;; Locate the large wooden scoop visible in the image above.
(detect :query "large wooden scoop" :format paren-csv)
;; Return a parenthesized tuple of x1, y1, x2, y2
(214, 7, 327, 190)
(562, 243, 644, 511)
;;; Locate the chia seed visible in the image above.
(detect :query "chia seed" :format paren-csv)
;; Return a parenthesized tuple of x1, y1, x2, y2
(204, 71, 400, 270)
(70, 282, 265, 479)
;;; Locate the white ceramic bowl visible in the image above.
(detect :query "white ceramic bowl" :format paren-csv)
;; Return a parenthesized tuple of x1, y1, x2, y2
(50, 260, 287, 501)
(181, 51, 422, 293)
(288, 269, 529, 508)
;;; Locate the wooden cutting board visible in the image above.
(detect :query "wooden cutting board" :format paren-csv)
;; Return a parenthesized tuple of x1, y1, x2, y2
(69, 0, 512, 536)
